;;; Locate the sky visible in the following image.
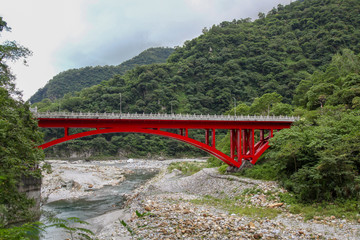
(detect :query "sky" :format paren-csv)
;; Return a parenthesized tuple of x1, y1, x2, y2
(1, 0, 291, 100)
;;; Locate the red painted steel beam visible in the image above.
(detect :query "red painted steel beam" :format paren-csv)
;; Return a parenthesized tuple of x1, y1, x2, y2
(36, 117, 294, 167)
(38, 127, 242, 167)
(37, 118, 293, 130)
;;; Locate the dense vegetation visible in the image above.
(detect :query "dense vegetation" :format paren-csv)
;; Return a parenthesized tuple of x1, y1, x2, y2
(213, 49, 360, 202)
(29, 47, 174, 103)
(33, 0, 360, 162)
(0, 17, 44, 228)
(30, 0, 360, 203)
(0, 0, 359, 237)
(268, 50, 360, 202)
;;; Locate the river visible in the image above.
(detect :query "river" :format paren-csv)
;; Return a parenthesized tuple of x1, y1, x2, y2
(40, 164, 158, 240)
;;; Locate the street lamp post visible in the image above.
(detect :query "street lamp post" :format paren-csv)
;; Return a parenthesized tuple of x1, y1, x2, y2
(233, 97, 236, 117)
(120, 93, 122, 114)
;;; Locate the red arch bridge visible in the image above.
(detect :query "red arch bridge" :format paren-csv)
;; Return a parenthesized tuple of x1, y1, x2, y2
(33, 111, 298, 168)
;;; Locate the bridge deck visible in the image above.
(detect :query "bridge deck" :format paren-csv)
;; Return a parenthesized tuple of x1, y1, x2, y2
(33, 111, 299, 122)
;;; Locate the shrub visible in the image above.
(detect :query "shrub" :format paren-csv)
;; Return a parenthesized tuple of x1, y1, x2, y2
(268, 109, 360, 202)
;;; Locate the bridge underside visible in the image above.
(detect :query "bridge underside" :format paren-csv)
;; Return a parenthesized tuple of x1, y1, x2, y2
(38, 124, 284, 168)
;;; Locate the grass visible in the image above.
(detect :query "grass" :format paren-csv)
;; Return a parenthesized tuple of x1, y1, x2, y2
(242, 186, 264, 195)
(279, 193, 360, 221)
(167, 161, 208, 176)
(218, 164, 228, 174)
(218, 163, 360, 222)
(190, 195, 281, 219)
(217, 160, 280, 181)
(240, 162, 280, 180)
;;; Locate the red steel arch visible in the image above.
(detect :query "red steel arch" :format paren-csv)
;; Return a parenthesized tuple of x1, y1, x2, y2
(39, 127, 240, 166)
(36, 114, 297, 168)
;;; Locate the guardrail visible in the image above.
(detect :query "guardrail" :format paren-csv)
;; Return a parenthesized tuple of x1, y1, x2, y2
(30, 109, 299, 122)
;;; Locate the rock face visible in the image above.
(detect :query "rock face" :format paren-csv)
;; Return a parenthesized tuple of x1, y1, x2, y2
(18, 175, 42, 219)
(41, 160, 128, 203)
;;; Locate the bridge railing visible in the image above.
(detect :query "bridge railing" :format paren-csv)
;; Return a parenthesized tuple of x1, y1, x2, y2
(30, 109, 300, 122)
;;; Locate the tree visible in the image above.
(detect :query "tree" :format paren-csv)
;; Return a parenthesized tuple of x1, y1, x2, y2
(249, 92, 283, 115)
(268, 109, 360, 201)
(0, 17, 32, 95)
(0, 17, 44, 226)
(270, 103, 293, 115)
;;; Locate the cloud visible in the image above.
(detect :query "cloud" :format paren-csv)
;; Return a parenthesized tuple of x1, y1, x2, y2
(0, 0, 89, 99)
(1, 0, 291, 100)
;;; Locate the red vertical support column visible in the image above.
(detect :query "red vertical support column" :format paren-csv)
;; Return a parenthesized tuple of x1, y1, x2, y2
(241, 129, 255, 160)
(237, 129, 242, 165)
(205, 129, 209, 145)
(180, 128, 183, 136)
(260, 129, 264, 141)
(230, 129, 235, 159)
(250, 129, 254, 157)
(185, 128, 188, 137)
(271, 129, 274, 138)
(212, 128, 216, 148)
(64, 127, 69, 137)
(242, 129, 247, 155)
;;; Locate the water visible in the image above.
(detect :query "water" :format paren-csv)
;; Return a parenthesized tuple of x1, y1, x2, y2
(40, 169, 158, 239)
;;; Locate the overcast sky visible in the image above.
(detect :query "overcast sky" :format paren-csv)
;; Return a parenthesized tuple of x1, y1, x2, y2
(1, 0, 291, 100)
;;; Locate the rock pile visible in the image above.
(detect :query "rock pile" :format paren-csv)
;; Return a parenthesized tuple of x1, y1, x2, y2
(96, 167, 360, 240)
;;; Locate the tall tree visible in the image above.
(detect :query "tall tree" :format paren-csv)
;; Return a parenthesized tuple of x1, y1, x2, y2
(0, 17, 44, 226)
(0, 17, 31, 95)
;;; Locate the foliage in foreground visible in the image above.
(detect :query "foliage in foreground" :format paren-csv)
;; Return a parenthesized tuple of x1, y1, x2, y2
(46, 217, 95, 240)
(0, 217, 95, 240)
(0, 222, 44, 240)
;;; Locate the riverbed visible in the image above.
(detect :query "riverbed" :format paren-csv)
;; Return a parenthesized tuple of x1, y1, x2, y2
(39, 158, 205, 239)
(40, 159, 360, 240)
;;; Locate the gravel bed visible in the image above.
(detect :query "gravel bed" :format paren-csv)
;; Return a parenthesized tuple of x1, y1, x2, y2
(96, 167, 360, 240)
(41, 158, 205, 203)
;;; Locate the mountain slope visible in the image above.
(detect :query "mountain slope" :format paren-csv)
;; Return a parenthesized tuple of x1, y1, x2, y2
(29, 47, 174, 103)
(34, 0, 360, 160)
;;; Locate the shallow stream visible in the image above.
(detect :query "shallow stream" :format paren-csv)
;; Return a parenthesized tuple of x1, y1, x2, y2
(40, 169, 158, 239)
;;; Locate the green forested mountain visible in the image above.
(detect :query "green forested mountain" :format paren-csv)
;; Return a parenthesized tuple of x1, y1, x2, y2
(33, 0, 360, 159)
(31, 0, 360, 202)
(35, 0, 360, 113)
(29, 47, 174, 103)
(211, 49, 360, 201)
(165, 0, 360, 105)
